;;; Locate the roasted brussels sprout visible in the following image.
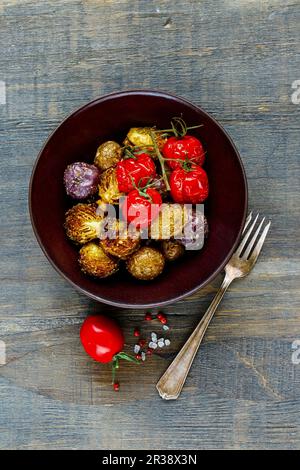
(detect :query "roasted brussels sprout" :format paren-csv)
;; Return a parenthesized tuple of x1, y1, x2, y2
(126, 246, 165, 280)
(64, 162, 100, 200)
(98, 167, 124, 205)
(64, 203, 102, 244)
(125, 127, 166, 152)
(161, 239, 185, 261)
(94, 141, 122, 171)
(100, 219, 140, 260)
(78, 242, 118, 278)
(150, 203, 188, 240)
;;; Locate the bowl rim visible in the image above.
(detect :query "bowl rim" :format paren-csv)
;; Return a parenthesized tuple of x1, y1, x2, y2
(29, 89, 248, 308)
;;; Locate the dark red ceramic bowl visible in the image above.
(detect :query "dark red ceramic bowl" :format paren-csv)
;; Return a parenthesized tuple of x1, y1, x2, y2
(29, 90, 247, 308)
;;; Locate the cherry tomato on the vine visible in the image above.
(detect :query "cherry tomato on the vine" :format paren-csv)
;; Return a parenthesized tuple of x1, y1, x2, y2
(162, 135, 205, 170)
(170, 164, 209, 204)
(121, 188, 162, 229)
(116, 153, 156, 193)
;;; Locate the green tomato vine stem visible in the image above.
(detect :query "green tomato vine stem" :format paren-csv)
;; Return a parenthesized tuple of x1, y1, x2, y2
(155, 117, 203, 137)
(150, 130, 170, 191)
(111, 352, 140, 385)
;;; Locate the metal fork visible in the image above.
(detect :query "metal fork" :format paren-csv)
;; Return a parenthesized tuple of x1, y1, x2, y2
(156, 212, 271, 400)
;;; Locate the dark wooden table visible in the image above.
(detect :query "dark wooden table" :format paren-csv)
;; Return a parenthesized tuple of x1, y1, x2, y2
(1, 0, 299, 450)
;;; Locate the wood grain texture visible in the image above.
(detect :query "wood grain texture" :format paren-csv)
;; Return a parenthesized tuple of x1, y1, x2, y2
(0, 0, 300, 450)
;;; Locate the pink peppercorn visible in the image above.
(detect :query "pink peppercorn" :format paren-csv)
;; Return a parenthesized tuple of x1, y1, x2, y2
(134, 328, 140, 337)
(157, 312, 167, 324)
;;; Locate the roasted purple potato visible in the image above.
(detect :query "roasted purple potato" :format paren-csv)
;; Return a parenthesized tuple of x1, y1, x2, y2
(64, 162, 100, 200)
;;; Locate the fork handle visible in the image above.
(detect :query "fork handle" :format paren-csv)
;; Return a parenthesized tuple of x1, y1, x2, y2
(156, 274, 233, 400)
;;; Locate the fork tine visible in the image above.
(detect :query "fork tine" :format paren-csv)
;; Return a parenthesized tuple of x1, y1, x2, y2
(243, 217, 265, 259)
(242, 211, 252, 235)
(236, 213, 259, 256)
(249, 221, 271, 263)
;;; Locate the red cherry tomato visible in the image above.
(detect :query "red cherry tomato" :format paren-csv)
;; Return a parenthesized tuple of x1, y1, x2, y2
(162, 135, 205, 170)
(170, 164, 209, 204)
(80, 315, 124, 364)
(116, 153, 156, 193)
(121, 188, 162, 229)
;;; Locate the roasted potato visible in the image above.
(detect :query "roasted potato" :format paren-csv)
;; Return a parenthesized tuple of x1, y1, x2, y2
(161, 239, 185, 261)
(98, 167, 124, 205)
(64, 203, 102, 244)
(151, 177, 169, 199)
(126, 246, 165, 280)
(94, 141, 122, 171)
(125, 127, 166, 152)
(100, 219, 140, 260)
(150, 203, 188, 240)
(78, 242, 118, 278)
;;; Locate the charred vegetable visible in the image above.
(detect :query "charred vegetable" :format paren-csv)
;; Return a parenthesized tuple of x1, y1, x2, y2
(121, 187, 162, 230)
(64, 203, 102, 244)
(116, 152, 156, 193)
(161, 239, 185, 261)
(125, 127, 166, 152)
(100, 219, 140, 260)
(150, 203, 188, 240)
(98, 167, 124, 205)
(64, 162, 100, 200)
(126, 246, 165, 280)
(79, 242, 118, 278)
(178, 210, 208, 249)
(150, 177, 168, 199)
(94, 141, 122, 171)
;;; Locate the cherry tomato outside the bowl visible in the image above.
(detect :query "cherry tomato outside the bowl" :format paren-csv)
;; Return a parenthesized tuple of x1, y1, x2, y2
(116, 153, 156, 193)
(170, 164, 209, 204)
(80, 315, 139, 388)
(80, 315, 124, 363)
(121, 188, 162, 229)
(162, 135, 205, 170)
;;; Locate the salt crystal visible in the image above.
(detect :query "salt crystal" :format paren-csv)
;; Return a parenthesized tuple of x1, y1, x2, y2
(151, 332, 158, 342)
(149, 341, 158, 349)
(163, 325, 169, 331)
(165, 339, 171, 346)
(134, 344, 141, 354)
(141, 352, 146, 362)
